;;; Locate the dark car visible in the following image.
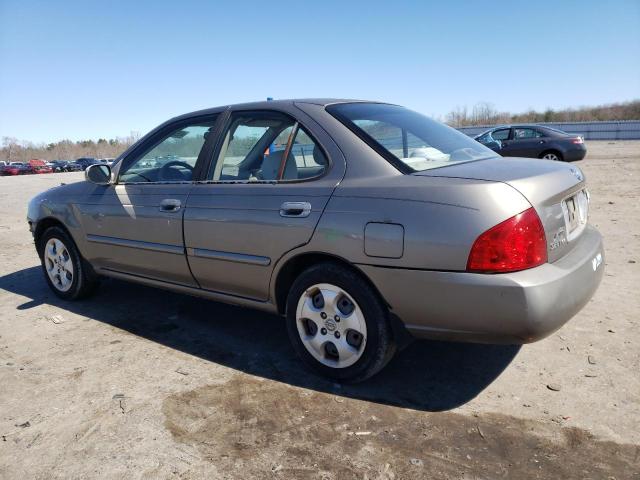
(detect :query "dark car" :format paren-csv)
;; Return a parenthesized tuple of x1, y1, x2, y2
(474, 125, 587, 162)
(51, 160, 82, 172)
(1, 163, 31, 175)
(74, 157, 101, 170)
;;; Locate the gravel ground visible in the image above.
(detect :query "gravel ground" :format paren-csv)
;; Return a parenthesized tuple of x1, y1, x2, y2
(0, 141, 639, 479)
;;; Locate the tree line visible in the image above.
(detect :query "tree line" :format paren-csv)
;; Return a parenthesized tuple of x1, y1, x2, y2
(445, 99, 640, 127)
(1, 133, 141, 163)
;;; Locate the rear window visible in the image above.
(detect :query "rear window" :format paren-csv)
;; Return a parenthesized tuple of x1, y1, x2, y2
(327, 103, 496, 172)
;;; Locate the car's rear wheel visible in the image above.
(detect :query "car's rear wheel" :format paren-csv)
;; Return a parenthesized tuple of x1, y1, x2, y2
(285, 263, 396, 383)
(540, 150, 563, 161)
(38, 226, 97, 300)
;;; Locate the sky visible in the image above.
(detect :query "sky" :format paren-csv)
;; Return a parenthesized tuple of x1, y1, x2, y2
(0, 0, 639, 143)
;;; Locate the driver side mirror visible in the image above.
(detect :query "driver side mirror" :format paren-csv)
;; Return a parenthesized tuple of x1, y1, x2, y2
(85, 163, 111, 185)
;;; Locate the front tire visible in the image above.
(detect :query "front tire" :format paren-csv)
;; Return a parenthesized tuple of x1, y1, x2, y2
(38, 226, 97, 300)
(285, 263, 396, 383)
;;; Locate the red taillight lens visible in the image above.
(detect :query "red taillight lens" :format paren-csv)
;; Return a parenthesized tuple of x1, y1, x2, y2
(467, 207, 547, 273)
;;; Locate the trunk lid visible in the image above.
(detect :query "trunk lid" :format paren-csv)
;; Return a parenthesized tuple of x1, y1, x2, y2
(414, 157, 589, 263)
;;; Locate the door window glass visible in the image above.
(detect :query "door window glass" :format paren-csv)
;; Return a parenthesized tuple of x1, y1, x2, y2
(513, 128, 542, 139)
(491, 128, 510, 141)
(119, 119, 217, 183)
(210, 112, 327, 182)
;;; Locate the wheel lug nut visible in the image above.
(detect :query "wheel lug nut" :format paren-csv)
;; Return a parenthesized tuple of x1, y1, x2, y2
(334, 315, 340, 322)
(334, 331, 340, 339)
(321, 328, 327, 335)
(320, 312, 327, 319)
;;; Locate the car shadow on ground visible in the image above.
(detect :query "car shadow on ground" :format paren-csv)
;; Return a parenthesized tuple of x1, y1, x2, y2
(1, 266, 520, 412)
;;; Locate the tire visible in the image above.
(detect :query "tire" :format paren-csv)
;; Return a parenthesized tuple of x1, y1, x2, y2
(540, 150, 563, 161)
(285, 263, 396, 383)
(38, 226, 98, 300)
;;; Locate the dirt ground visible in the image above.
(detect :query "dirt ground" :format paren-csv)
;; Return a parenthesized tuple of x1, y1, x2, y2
(1, 141, 639, 479)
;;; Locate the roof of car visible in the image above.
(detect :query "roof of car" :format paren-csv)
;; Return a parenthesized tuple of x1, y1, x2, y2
(484, 124, 557, 130)
(170, 98, 387, 123)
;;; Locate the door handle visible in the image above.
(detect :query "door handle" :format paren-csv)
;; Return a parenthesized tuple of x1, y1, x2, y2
(280, 201, 311, 218)
(159, 198, 181, 212)
(539, 140, 546, 144)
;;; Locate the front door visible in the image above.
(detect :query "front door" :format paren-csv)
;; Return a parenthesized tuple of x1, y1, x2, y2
(183, 109, 345, 301)
(78, 115, 221, 286)
(490, 128, 513, 156)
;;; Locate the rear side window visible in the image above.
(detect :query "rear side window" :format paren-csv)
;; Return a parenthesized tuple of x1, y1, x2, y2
(513, 127, 543, 139)
(327, 103, 495, 172)
(208, 111, 328, 182)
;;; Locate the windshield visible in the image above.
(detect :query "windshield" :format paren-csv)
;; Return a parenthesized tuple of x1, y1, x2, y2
(327, 103, 496, 172)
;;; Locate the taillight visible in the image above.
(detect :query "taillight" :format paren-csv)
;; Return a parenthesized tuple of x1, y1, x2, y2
(467, 207, 547, 273)
(571, 137, 584, 144)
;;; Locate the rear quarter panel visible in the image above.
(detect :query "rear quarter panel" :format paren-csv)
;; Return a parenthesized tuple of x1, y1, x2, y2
(275, 175, 532, 272)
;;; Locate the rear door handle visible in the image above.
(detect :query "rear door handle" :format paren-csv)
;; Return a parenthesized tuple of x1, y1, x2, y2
(280, 201, 311, 218)
(159, 198, 181, 212)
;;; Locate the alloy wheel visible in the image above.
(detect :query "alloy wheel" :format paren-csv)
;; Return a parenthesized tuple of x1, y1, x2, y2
(44, 238, 74, 292)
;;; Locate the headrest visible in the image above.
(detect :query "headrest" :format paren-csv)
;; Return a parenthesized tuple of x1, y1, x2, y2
(261, 149, 298, 180)
(312, 145, 328, 166)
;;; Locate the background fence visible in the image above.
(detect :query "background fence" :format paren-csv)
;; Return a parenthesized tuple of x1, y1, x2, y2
(457, 120, 640, 140)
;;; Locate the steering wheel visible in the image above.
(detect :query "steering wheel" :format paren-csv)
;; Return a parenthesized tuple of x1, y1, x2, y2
(159, 160, 193, 181)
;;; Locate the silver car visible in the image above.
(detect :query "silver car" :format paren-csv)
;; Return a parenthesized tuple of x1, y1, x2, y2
(27, 100, 604, 382)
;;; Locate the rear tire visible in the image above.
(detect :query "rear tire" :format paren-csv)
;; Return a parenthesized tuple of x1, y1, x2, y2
(540, 150, 563, 161)
(285, 263, 396, 383)
(38, 226, 98, 300)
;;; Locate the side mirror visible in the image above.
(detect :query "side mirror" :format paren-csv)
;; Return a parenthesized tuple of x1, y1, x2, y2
(85, 163, 111, 185)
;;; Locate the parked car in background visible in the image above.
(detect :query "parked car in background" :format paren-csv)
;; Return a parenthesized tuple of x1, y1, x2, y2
(100, 158, 116, 166)
(50, 160, 82, 172)
(28, 159, 54, 174)
(74, 157, 101, 170)
(1, 163, 30, 175)
(475, 125, 587, 161)
(27, 99, 603, 382)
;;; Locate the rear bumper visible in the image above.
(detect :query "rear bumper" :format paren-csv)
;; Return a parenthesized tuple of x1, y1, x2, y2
(358, 225, 604, 344)
(563, 146, 587, 161)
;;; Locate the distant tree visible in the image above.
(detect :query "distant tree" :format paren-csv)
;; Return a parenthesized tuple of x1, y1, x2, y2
(445, 99, 640, 126)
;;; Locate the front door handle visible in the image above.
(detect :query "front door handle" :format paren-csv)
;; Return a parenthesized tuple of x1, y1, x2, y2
(280, 201, 311, 218)
(159, 198, 181, 212)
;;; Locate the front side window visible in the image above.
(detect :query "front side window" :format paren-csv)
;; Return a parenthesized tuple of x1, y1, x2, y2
(327, 103, 496, 172)
(119, 120, 217, 183)
(476, 132, 492, 144)
(491, 128, 511, 141)
(209, 111, 327, 182)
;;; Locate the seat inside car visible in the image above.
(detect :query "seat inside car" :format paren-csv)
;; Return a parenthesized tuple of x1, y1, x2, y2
(260, 149, 298, 180)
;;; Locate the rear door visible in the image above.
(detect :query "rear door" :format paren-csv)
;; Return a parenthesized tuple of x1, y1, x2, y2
(183, 107, 345, 300)
(78, 114, 222, 285)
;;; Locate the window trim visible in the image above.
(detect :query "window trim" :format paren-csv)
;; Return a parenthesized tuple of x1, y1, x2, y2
(116, 113, 223, 185)
(202, 109, 331, 185)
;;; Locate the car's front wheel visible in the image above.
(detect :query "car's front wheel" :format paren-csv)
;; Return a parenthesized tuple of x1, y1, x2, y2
(286, 263, 396, 383)
(38, 226, 97, 300)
